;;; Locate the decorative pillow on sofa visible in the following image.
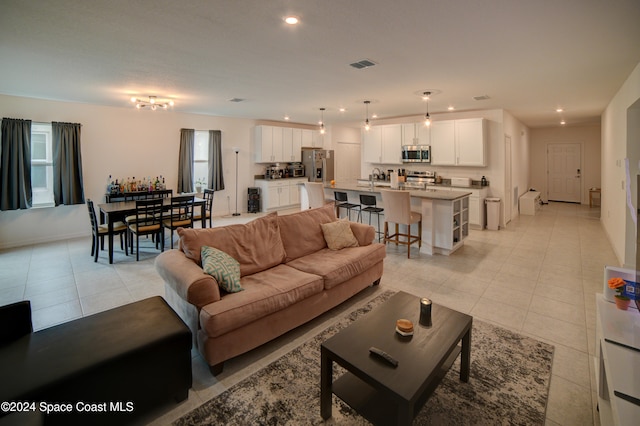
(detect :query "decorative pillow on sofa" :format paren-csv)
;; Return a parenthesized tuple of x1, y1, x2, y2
(320, 220, 359, 250)
(201, 246, 243, 293)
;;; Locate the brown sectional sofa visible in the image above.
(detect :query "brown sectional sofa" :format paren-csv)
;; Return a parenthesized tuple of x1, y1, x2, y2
(154, 203, 386, 375)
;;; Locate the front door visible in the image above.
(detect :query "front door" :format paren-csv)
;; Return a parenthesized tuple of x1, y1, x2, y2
(547, 143, 581, 203)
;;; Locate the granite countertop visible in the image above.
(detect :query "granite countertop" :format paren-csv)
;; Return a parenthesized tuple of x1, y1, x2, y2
(326, 182, 471, 201)
(356, 179, 487, 190)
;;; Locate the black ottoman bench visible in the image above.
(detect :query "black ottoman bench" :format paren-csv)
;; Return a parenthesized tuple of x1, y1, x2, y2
(0, 296, 192, 425)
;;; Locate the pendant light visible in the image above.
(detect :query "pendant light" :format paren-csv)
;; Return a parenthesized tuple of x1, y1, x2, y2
(364, 100, 371, 131)
(423, 92, 431, 127)
(319, 108, 326, 134)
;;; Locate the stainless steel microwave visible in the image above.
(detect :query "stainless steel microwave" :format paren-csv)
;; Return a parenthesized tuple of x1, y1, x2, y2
(402, 145, 430, 163)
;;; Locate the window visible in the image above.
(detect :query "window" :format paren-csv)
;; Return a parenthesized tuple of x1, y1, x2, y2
(194, 130, 209, 188)
(31, 123, 54, 207)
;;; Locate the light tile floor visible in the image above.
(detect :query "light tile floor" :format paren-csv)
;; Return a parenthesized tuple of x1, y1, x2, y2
(0, 202, 613, 425)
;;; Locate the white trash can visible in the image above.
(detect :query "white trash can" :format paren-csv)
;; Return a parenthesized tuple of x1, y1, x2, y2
(485, 198, 500, 230)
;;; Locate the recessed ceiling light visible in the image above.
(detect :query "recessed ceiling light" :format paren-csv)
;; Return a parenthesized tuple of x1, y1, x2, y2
(284, 115, 290, 120)
(284, 16, 299, 25)
(556, 108, 564, 113)
(339, 107, 346, 113)
(448, 106, 455, 111)
(560, 120, 566, 125)
(372, 113, 378, 119)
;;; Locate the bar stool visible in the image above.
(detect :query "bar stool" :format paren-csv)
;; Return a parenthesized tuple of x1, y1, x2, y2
(358, 194, 384, 242)
(334, 191, 360, 221)
(380, 189, 422, 258)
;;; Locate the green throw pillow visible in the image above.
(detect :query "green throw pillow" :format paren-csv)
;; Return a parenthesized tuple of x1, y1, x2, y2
(201, 246, 243, 293)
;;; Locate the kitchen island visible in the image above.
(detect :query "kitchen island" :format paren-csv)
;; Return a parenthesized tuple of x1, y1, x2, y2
(301, 182, 471, 255)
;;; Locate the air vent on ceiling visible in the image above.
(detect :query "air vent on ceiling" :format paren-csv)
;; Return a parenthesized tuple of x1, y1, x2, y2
(229, 98, 244, 103)
(349, 59, 377, 69)
(473, 95, 490, 101)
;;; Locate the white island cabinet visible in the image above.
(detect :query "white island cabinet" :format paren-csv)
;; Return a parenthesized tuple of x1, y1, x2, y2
(446, 186, 489, 229)
(318, 183, 470, 255)
(254, 178, 307, 212)
(431, 118, 487, 166)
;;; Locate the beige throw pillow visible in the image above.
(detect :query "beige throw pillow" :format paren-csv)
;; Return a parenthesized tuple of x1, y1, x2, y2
(320, 220, 359, 250)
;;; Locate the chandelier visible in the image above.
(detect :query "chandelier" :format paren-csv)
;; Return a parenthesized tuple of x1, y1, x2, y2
(130, 95, 175, 110)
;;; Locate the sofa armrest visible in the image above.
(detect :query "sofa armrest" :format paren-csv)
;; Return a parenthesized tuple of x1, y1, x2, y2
(349, 222, 375, 246)
(0, 301, 32, 345)
(155, 250, 221, 309)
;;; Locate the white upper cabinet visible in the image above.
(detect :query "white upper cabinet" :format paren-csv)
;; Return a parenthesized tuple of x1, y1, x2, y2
(255, 125, 276, 163)
(311, 130, 324, 148)
(283, 128, 302, 162)
(256, 125, 312, 163)
(430, 121, 456, 165)
(455, 118, 486, 166)
(363, 127, 383, 163)
(401, 123, 431, 146)
(363, 124, 402, 164)
(430, 118, 486, 166)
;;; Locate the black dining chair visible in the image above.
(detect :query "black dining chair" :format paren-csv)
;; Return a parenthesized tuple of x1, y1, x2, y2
(194, 189, 214, 228)
(127, 198, 165, 261)
(163, 195, 195, 249)
(87, 199, 128, 262)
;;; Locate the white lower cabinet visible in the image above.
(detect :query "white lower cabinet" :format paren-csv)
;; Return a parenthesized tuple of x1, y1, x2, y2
(255, 178, 306, 212)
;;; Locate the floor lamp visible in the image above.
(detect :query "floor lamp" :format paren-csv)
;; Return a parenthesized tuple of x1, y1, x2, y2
(232, 147, 241, 216)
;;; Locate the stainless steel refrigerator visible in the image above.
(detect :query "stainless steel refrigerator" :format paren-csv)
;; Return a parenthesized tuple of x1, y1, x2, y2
(302, 148, 334, 183)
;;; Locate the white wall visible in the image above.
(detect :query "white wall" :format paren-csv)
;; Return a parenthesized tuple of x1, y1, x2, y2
(503, 110, 531, 221)
(529, 125, 601, 204)
(601, 61, 640, 267)
(0, 94, 263, 248)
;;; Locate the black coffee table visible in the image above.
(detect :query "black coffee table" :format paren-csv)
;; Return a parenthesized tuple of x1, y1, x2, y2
(320, 291, 472, 425)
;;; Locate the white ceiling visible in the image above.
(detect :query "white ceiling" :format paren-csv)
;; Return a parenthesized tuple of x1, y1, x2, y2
(1, 0, 639, 128)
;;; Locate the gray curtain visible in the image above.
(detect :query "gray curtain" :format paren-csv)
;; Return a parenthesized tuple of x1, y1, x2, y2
(208, 130, 225, 191)
(0, 118, 32, 210)
(52, 122, 85, 206)
(178, 128, 194, 193)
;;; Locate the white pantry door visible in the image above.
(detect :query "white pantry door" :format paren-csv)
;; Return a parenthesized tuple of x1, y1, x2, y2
(547, 143, 581, 203)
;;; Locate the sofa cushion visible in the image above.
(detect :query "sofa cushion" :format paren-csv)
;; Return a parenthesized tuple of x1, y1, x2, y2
(278, 203, 337, 262)
(178, 212, 286, 277)
(321, 219, 359, 250)
(286, 243, 386, 290)
(201, 246, 243, 293)
(199, 264, 323, 337)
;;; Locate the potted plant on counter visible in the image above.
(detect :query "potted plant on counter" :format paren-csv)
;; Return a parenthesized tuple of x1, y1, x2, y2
(608, 277, 631, 310)
(195, 178, 206, 194)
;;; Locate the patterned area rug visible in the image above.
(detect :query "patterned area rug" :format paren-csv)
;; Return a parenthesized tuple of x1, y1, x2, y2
(176, 291, 554, 425)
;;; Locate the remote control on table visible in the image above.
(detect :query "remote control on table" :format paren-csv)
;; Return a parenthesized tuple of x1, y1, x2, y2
(369, 346, 399, 367)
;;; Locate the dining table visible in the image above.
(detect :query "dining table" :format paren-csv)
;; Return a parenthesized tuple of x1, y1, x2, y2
(98, 197, 206, 264)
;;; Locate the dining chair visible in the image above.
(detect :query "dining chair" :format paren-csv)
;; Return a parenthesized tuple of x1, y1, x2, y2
(334, 191, 360, 221)
(193, 189, 214, 228)
(87, 199, 128, 262)
(380, 189, 422, 258)
(163, 195, 195, 248)
(127, 198, 165, 260)
(304, 182, 328, 209)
